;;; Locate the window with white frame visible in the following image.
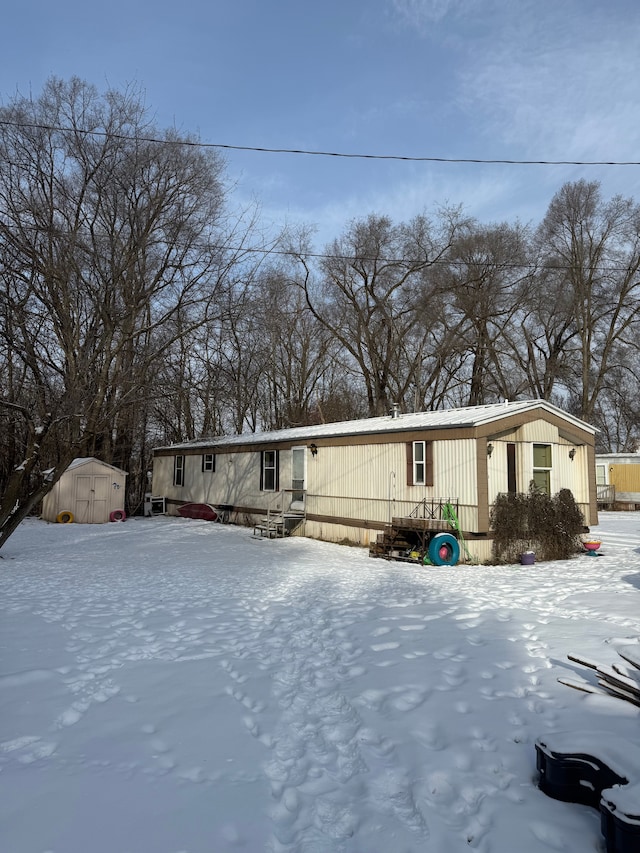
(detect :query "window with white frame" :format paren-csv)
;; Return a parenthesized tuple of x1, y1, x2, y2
(260, 450, 279, 491)
(595, 464, 606, 486)
(414, 441, 426, 485)
(174, 455, 185, 487)
(202, 453, 215, 472)
(532, 444, 552, 494)
(407, 441, 433, 486)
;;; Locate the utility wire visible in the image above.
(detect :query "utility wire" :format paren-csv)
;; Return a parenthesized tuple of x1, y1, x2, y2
(0, 119, 639, 166)
(207, 144, 640, 167)
(2, 218, 639, 275)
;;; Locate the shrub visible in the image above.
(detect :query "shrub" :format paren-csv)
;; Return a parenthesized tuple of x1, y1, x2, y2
(490, 484, 585, 564)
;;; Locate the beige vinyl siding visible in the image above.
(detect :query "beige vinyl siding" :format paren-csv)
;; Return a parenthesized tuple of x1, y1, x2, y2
(302, 438, 479, 533)
(314, 446, 435, 501)
(155, 438, 480, 529)
(486, 427, 590, 508)
(154, 451, 267, 507)
(308, 439, 476, 502)
(518, 421, 560, 443)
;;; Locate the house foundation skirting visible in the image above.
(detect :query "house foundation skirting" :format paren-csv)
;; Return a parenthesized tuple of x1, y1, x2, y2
(301, 518, 494, 564)
(163, 498, 494, 562)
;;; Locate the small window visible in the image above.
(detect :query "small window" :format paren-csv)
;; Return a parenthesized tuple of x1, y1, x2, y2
(532, 444, 552, 494)
(202, 453, 215, 472)
(260, 450, 279, 492)
(414, 441, 426, 485)
(174, 455, 185, 487)
(595, 464, 606, 486)
(407, 441, 433, 486)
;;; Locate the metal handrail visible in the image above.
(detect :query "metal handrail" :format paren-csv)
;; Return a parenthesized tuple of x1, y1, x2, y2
(265, 491, 283, 537)
(408, 497, 459, 520)
(266, 489, 307, 537)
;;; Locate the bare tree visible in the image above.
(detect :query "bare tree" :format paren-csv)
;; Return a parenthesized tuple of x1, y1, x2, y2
(250, 267, 341, 429)
(0, 76, 242, 547)
(294, 211, 466, 416)
(507, 263, 579, 402)
(591, 354, 640, 451)
(438, 221, 531, 405)
(536, 180, 640, 422)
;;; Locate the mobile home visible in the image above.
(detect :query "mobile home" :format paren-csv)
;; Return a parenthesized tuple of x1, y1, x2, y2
(152, 400, 598, 563)
(595, 452, 640, 509)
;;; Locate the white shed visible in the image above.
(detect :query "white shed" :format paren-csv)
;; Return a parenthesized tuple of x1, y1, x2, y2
(42, 458, 128, 524)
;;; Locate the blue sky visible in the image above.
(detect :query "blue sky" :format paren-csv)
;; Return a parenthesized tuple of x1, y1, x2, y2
(2, 0, 639, 248)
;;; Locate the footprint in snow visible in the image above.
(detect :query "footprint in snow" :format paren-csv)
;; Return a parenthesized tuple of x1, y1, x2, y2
(463, 813, 492, 848)
(528, 819, 571, 849)
(441, 663, 466, 686)
(433, 646, 467, 661)
(412, 722, 447, 751)
(0, 735, 58, 764)
(370, 641, 400, 651)
(389, 686, 429, 712)
(424, 770, 457, 805)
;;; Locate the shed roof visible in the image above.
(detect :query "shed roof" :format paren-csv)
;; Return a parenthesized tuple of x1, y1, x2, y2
(67, 457, 128, 475)
(156, 399, 597, 452)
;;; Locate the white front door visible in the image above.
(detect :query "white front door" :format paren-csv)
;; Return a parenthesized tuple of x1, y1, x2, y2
(291, 447, 306, 506)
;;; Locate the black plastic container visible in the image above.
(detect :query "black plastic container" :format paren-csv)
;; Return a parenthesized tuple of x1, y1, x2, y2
(535, 737, 640, 853)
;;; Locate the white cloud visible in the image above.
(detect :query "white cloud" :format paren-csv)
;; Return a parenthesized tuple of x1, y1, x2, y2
(229, 1, 640, 247)
(391, 0, 479, 27)
(455, 3, 640, 162)
(253, 165, 552, 252)
(387, 1, 640, 164)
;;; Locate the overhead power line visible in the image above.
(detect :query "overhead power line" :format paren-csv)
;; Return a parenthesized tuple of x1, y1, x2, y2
(0, 119, 639, 166)
(2, 218, 639, 275)
(204, 144, 640, 167)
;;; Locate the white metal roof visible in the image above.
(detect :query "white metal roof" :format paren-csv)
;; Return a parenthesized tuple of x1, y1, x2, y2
(156, 399, 596, 452)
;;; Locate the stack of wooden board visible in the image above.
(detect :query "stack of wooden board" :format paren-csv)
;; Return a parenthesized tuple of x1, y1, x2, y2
(558, 647, 640, 708)
(537, 643, 640, 852)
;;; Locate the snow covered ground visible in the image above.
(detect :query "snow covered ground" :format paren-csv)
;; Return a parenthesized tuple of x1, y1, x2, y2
(1, 512, 639, 853)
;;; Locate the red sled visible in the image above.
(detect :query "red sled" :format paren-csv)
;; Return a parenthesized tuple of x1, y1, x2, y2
(177, 503, 219, 521)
